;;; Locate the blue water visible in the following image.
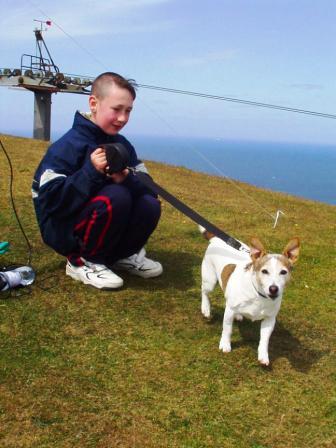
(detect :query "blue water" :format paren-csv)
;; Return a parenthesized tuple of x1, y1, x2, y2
(127, 135, 336, 206)
(5, 127, 334, 204)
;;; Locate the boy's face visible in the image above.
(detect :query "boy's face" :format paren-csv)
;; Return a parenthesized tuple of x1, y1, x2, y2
(89, 84, 134, 135)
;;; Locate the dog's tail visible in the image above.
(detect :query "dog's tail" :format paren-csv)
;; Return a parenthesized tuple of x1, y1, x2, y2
(198, 225, 215, 241)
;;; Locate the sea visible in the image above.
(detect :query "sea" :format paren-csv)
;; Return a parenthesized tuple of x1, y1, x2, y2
(126, 135, 336, 206)
(13, 130, 336, 206)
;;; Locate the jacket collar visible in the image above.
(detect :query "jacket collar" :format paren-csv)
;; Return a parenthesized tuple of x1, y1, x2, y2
(72, 110, 110, 142)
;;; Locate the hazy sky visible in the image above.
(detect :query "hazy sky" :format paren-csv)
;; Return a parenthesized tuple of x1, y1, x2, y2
(1, 0, 336, 144)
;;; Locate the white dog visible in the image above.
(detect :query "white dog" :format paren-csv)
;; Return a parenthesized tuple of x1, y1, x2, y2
(200, 228, 300, 365)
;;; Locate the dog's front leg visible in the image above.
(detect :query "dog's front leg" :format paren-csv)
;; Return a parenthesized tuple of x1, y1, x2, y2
(219, 306, 235, 352)
(258, 316, 276, 366)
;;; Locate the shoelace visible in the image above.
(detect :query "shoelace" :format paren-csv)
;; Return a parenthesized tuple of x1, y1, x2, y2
(85, 262, 109, 273)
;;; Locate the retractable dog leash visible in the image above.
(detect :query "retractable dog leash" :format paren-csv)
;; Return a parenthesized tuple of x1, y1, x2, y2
(104, 143, 247, 253)
(135, 171, 245, 251)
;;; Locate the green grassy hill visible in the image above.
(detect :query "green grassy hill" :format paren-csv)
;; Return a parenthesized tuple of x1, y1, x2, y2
(0, 134, 335, 447)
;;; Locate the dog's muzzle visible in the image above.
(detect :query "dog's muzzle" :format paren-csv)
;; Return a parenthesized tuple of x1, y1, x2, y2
(268, 284, 279, 299)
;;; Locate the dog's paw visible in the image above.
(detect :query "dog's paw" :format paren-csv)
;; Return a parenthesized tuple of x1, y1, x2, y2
(235, 314, 243, 321)
(258, 354, 270, 366)
(201, 302, 211, 318)
(219, 339, 231, 353)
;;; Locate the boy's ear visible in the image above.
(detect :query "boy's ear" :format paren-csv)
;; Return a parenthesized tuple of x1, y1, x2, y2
(283, 238, 300, 264)
(250, 237, 266, 262)
(89, 95, 98, 113)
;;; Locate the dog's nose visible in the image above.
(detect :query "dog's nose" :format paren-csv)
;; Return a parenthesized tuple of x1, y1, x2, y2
(269, 285, 279, 297)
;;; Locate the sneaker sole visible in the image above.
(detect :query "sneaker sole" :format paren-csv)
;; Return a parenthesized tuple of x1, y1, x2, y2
(66, 265, 123, 289)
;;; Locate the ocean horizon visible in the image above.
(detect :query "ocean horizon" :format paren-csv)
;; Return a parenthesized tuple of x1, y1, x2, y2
(128, 135, 336, 206)
(4, 130, 336, 206)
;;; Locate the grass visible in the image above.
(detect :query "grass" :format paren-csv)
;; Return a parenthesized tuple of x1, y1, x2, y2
(0, 133, 335, 447)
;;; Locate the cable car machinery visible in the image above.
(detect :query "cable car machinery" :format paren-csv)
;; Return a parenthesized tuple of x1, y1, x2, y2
(0, 20, 93, 140)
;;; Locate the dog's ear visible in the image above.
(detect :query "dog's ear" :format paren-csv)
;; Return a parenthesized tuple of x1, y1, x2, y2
(250, 237, 266, 261)
(283, 237, 300, 264)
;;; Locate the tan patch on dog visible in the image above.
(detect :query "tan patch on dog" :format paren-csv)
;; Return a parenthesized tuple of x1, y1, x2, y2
(253, 254, 271, 271)
(221, 264, 236, 291)
(277, 254, 294, 271)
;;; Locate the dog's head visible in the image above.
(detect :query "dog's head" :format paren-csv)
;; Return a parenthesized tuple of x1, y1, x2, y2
(249, 237, 300, 299)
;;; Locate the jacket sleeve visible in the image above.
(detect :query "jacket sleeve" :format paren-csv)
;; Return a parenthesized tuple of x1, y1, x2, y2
(36, 145, 107, 221)
(117, 136, 158, 198)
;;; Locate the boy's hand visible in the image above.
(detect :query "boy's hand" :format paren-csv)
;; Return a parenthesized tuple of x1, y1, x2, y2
(91, 147, 107, 173)
(91, 147, 129, 182)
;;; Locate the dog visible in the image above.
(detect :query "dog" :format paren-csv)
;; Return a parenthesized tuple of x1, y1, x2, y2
(200, 227, 300, 365)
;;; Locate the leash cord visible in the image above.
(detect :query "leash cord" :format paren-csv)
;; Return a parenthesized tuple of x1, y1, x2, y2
(133, 170, 248, 252)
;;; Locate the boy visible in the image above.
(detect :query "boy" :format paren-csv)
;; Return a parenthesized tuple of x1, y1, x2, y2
(32, 72, 162, 289)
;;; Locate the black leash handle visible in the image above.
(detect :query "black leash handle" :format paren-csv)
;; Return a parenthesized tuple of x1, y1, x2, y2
(135, 171, 244, 251)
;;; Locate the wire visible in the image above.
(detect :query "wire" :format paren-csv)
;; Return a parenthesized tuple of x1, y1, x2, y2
(133, 97, 277, 221)
(20, 11, 284, 222)
(136, 84, 336, 120)
(0, 137, 33, 266)
(28, 2, 109, 72)
(26, 2, 336, 121)
(0, 137, 64, 295)
(16, 9, 331, 225)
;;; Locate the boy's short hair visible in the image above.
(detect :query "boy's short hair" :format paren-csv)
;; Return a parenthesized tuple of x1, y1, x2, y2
(91, 72, 137, 100)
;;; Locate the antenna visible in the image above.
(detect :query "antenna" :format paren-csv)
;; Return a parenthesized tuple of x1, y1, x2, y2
(32, 19, 59, 75)
(33, 19, 52, 31)
(0, 21, 92, 141)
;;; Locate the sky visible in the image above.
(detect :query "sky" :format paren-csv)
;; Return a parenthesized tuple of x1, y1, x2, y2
(1, 0, 336, 145)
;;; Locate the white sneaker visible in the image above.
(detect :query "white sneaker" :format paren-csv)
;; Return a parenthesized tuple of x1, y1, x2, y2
(113, 248, 163, 279)
(66, 259, 123, 289)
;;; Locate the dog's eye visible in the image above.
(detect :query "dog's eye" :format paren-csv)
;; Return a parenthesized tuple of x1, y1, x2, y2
(280, 269, 288, 275)
(261, 269, 269, 275)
